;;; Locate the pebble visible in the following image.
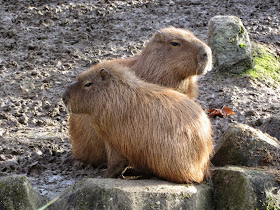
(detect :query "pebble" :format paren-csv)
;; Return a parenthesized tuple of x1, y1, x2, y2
(18, 115, 28, 125)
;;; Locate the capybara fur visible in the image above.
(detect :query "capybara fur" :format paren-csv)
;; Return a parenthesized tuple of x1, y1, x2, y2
(63, 62, 213, 183)
(69, 27, 212, 165)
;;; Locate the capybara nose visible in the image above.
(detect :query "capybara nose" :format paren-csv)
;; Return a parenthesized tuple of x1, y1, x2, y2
(62, 89, 70, 105)
(70, 81, 77, 86)
(201, 52, 208, 60)
(199, 48, 209, 61)
(62, 81, 77, 105)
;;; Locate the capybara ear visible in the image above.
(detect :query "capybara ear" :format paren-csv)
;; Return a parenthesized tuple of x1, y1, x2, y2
(154, 30, 164, 42)
(100, 69, 109, 80)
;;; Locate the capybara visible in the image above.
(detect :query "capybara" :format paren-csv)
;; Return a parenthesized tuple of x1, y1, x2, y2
(63, 62, 213, 183)
(69, 27, 212, 165)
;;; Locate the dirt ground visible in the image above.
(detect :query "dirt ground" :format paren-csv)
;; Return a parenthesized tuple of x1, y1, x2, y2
(0, 0, 279, 199)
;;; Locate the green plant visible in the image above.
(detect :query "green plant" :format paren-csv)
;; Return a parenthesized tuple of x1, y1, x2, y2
(239, 26, 245, 34)
(242, 43, 280, 84)
(259, 196, 279, 210)
(239, 43, 246, 48)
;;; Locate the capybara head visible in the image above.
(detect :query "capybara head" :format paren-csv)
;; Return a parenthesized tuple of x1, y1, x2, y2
(133, 27, 212, 85)
(63, 62, 133, 115)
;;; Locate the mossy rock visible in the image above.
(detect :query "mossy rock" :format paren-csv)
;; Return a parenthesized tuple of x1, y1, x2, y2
(208, 15, 253, 74)
(50, 178, 213, 210)
(242, 43, 280, 84)
(213, 166, 280, 210)
(212, 123, 280, 167)
(0, 175, 45, 210)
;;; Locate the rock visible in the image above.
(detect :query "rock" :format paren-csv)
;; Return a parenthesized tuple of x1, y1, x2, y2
(0, 175, 45, 210)
(208, 15, 253, 73)
(212, 123, 280, 167)
(51, 178, 213, 210)
(212, 166, 280, 210)
(258, 112, 280, 141)
(18, 115, 28, 125)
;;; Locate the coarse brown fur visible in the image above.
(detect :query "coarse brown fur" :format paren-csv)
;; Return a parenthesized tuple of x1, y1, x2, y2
(63, 62, 213, 183)
(69, 27, 212, 165)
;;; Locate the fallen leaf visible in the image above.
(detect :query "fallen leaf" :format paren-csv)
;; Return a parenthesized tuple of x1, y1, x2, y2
(208, 106, 235, 118)
(221, 107, 235, 117)
(208, 109, 223, 117)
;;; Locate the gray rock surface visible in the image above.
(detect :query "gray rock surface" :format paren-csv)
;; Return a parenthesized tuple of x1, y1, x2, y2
(258, 112, 280, 141)
(0, 175, 45, 210)
(213, 166, 280, 210)
(212, 123, 280, 167)
(51, 178, 213, 210)
(208, 15, 253, 73)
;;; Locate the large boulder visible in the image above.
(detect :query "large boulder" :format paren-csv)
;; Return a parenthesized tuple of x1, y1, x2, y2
(257, 112, 280, 141)
(213, 166, 280, 210)
(212, 123, 280, 167)
(0, 175, 45, 210)
(208, 15, 253, 73)
(51, 178, 213, 210)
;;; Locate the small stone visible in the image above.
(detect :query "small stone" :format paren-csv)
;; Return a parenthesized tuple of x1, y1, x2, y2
(30, 71, 38, 77)
(43, 101, 51, 109)
(0, 154, 6, 161)
(2, 106, 11, 112)
(0, 112, 8, 120)
(18, 115, 28, 125)
(35, 120, 45, 126)
(245, 110, 257, 116)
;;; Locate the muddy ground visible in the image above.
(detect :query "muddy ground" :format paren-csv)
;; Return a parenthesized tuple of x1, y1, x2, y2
(0, 0, 279, 199)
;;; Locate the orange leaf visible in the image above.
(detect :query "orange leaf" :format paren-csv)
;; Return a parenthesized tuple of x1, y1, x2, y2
(221, 107, 235, 117)
(208, 106, 234, 118)
(208, 109, 223, 117)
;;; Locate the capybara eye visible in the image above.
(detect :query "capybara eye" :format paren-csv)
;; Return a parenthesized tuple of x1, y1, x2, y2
(170, 41, 181, 47)
(84, 82, 93, 87)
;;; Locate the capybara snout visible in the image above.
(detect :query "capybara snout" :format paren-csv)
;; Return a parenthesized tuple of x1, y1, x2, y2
(62, 81, 78, 113)
(62, 87, 70, 107)
(197, 46, 212, 75)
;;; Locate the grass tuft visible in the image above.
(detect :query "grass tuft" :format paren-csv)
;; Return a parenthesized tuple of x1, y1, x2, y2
(242, 43, 280, 84)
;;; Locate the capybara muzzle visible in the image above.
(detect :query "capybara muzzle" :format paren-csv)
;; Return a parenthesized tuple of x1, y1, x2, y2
(62, 81, 77, 113)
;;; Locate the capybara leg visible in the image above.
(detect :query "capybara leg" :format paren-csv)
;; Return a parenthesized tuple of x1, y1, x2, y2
(104, 142, 128, 178)
(121, 166, 153, 179)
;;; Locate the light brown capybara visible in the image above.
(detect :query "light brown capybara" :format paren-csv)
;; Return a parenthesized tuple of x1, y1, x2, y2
(69, 27, 212, 165)
(63, 62, 213, 183)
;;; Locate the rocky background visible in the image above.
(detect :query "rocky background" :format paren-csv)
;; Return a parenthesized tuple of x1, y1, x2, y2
(0, 0, 279, 201)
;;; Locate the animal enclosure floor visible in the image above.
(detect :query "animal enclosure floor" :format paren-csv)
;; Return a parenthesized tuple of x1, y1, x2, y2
(0, 0, 279, 199)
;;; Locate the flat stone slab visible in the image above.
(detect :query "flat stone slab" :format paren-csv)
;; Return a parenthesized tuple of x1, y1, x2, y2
(50, 178, 213, 210)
